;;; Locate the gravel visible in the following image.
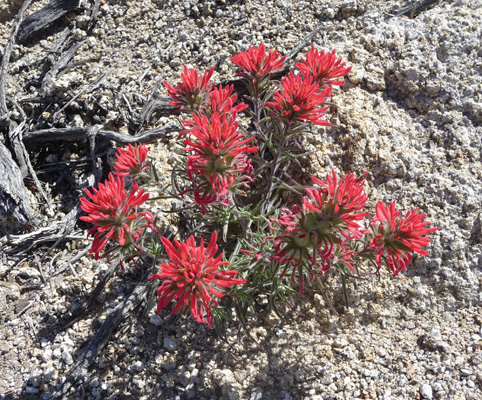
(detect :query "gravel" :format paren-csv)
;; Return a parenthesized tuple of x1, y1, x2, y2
(1, 0, 481, 399)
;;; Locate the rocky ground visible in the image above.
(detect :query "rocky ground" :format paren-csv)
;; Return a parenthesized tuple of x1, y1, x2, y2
(0, 0, 481, 399)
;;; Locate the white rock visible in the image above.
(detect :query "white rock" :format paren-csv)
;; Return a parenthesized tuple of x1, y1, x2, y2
(420, 383, 433, 399)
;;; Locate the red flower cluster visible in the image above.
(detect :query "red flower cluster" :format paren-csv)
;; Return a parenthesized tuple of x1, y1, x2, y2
(183, 113, 258, 212)
(207, 84, 248, 117)
(266, 72, 333, 125)
(268, 170, 368, 293)
(149, 232, 246, 328)
(368, 201, 439, 276)
(164, 66, 214, 109)
(296, 47, 352, 86)
(230, 43, 286, 79)
(307, 170, 369, 239)
(80, 173, 154, 260)
(114, 143, 150, 181)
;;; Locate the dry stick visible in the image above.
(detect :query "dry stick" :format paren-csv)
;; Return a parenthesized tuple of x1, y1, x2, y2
(55, 277, 151, 398)
(54, 263, 118, 336)
(41, 38, 86, 95)
(87, 0, 102, 31)
(52, 247, 89, 277)
(9, 98, 51, 205)
(40, 204, 83, 262)
(16, 0, 81, 43)
(23, 124, 179, 146)
(286, 21, 329, 61)
(392, 0, 442, 18)
(137, 74, 166, 132)
(7, 205, 83, 254)
(51, 71, 109, 122)
(0, 0, 33, 119)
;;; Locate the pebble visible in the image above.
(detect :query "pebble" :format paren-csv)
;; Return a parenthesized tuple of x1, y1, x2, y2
(25, 387, 39, 394)
(163, 336, 178, 351)
(149, 315, 162, 326)
(131, 361, 144, 372)
(61, 350, 74, 365)
(420, 383, 433, 399)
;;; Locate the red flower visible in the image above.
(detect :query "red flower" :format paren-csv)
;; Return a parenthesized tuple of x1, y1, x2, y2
(113, 144, 149, 180)
(149, 232, 246, 328)
(265, 72, 333, 125)
(306, 170, 369, 239)
(80, 173, 154, 260)
(164, 66, 214, 109)
(183, 112, 258, 212)
(296, 47, 352, 86)
(333, 243, 356, 273)
(368, 201, 439, 276)
(268, 205, 337, 294)
(230, 43, 286, 78)
(207, 84, 249, 117)
(267, 170, 369, 292)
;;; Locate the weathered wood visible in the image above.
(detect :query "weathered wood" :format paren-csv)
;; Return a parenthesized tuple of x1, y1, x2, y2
(17, 0, 81, 43)
(22, 124, 180, 146)
(55, 277, 151, 398)
(0, 1, 37, 229)
(393, 0, 443, 18)
(41, 38, 86, 95)
(0, 142, 37, 228)
(6, 204, 80, 254)
(0, 0, 33, 120)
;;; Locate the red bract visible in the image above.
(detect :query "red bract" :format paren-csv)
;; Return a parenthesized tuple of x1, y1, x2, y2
(183, 112, 258, 212)
(80, 173, 154, 260)
(368, 201, 439, 276)
(296, 47, 352, 86)
(230, 43, 286, 78)
(114, 143, 149, 180)
(149, 232, 246, 328)
(269, 205, 337, 294)
(265, 72, 333, 125)
(164, 66, 214, 109)
(207, 85, 249, 117)
(307, 170, 369, 239)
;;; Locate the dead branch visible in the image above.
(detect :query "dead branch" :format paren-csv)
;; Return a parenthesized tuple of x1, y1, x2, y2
(17, 0, 82, 43)
(41, 38, 86, 95)
(0, 0, 33, 120)
(54, 275, 151, 398)
(0, 142, 37, 227)
(22, 124, 179, 146)
(392, 0, 443, 18)
(6, 204, 81, 255)
(9, 97, 50, 205)
(51, 71, 108, 122)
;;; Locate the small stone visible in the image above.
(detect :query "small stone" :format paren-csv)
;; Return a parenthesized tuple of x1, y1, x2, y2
(89, 377, 100, 387)
(62, 350, 74, 365)
(30, 376, 41, 387)
(460, 368, 473, 377)
(264, 311, 281, 327)
(179, 370, 190, 386)
(149, 315, 162, 326)
(26, 387, 39, 394)
(334, 338, 349, 348)
(169, 58, 182, 68)
(472, 353, 482, 365)
(250, 387, 263, 400)
(420, 383, 433, 399)
(131, 361, 144, 372)
(163, 336, 178, 351)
